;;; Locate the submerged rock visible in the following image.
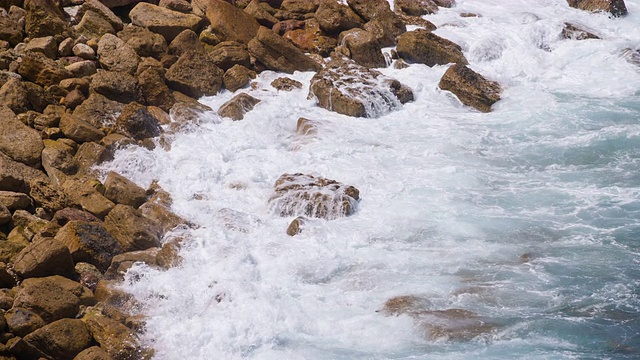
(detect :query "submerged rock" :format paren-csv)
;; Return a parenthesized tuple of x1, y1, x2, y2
(562, 23, 600, 40)
(218, 93, 260, 121)
(438, 63, 501, 112)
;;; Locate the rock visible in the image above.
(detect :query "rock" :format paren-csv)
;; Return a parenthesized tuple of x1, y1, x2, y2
(115, 102, 162, 141)
(0, 202, 11, 226)
(0, 234, 28, 263)
(0, 153, 48, 193)
(363, 19, 400, 48)
(0, 13, 23, 47)
(5, 307, 46, 337)
(438, 63, 501, 112)
(139, 200, 188, 234)
(208, 41, 252, 70)
(286, 216, 306, 236)
(24, 36, 57, 59)
(309, 57, 413, 117)
(155, 236, 185, 269)
(0, 191, 32, 211)
(97, 33, 140, 75)
(13, 277, 81, 323)
(75, 262, 103, 292)
(562, 22, 600, 40)
(65, 60, 97, 77)
(273, 19, 305, 35)
(59, 114, 105, 143)
(41, 139, 78, 182)
(282, 29, 337, 57)
(0, 116, 43, 166)
(245, 0, 279, 28)
(130, 2, 206, 42)
(24, 319, 92, 360)
(74, 346, 112, 360)
(104, 204, 162, 252)
(24, 81, 55, 113)
(90, 70, 143, 104)
(271, 77, 303, 91)
(72, 43, 96, 60)
(223, 64, 255, 92)
(55, 220, 123, 272)
(160, 0, 193, 13)
(218, 93, 261, 120)
(77, 0, 124, 32)
(103, 171, 147, 208)
(11, 238, 75, 278)
(104, 248, 159, 280)
(378, 295, 432, 316)
(63, 88, 86, 110)
(17, 51, 72, 86)
(83, 313, 141, 360)
(24, 0, 73, 40)
(296, 117, 318, 135)
(315, 0, 364, 34)
(61, 179, 115, 219)
(73, 93, 124, 129)
(248, 26, 321, 73)
(58, 37, 74, 57)
(347, 0, 391, 21)
(205, 0, 260, 44)
(397, 29, 468, 66)
(168, 29, 205, 57)
(567, 0, 627, 17)
(166, 50, 224, 98)
(395, 0, 438, 16)
(29, 180, 72, 214)
(52, 208, 100, 227)
(0, 80, 29, 114)
(339, 28, 386, 68)
(118, 25, 168, 60)
(76, 10, 116, 39)
(138, 67, 175, 112)
(6, 336, 49, 359)
(268, 173, 360, 220)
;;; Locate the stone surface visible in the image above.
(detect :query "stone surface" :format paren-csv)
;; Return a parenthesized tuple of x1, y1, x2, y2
(24, 0, 73, 40)
(438, 63, 501, 112)
(339, 28, 386, 68)
(60, 179, 115, 219)
(0, 153, 48, 193)
(205, 0, 260, 44)
(315, 0, 363, 34)
(567, 0, 627, 17)
(268, 173, 360, 220)
(59, 114, 105, 143)
(0, 191, 32, 211)
(83, 313, 141, 360)
(248, 26, 321, 73)
(130, 2, 206, 42)
(29, 179, 73, 213)
(24, 318, 92, 360)
(55, 220, 124, 272)
(0, 116, 43, 166)
(78, 0, 124, 32)
(12, 238, 75, 278)
(72, 43, 96, 60)
(115, 102, 163, 141)
(74, 346, 112, 360)
(0, 202, 11, 226)
(208, 41, 252, 71)
(562, 23, 600, 40)
(91, 70, 143, 104)
(166, 50, 224, 98)
(223, 64, 255, 92)
(218, 93, 261, 120)
(97, 33, 140, 75)
(13, 277, 81, 323)
(0, 13, 23, 47)
(73, 92, 124, 128)
(138, 67, 175, 112)
(104, 248, 159, 280)
(24, 36, 57, 59)
(65, 60, 97, 77)
(296, 117, 318, 135)
(76, 10, 116, 39)
(118, 25, 168, 60)
(104, 204, 162, 252)
(168, 29, 204, 57)
(397, 29, 468, 66)
(245, 0, 279, 28)
(271, 77, 303, 91)
(17, 51, 72, 86)
(395, 0, 439, 16)
(5, 307, 46, 337)
(104, 171, 148, 208)
(160, 0, 193, 13)
(286, 216, 306, 236)
(0, 80, 29, 114)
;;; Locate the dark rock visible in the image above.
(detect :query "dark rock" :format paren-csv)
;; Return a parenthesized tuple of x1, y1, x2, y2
(29, 179, 74, 213)
(73, 93, 124, 129)
(168, 29, 205, 57)
(248, 26, 321, 73)
(271, 77, 302, 91)
(0, 191, 32, 211)
(115, 102, 162, 140)
(272, 19, 305, 36)
(5, 307, 46, 337)
(83, 313, 141, 360)
(0, 13, 23, 47)
(397, 29, 468, 66)
(281, 0, 319, 14)
(24, 0, 73, 40)
(55, 220, 124, 272)
(218, 93, 260, 120)
(104, 204, 162, 252)
(160, 0, 193, 13)
(138, 67, 175, 112)
(166, 50, 224, 98)
(74, 346, 112, 360)
(90, 70, 143, 104)
(245, 0, 279, 28)
(438, 63, 501, 112)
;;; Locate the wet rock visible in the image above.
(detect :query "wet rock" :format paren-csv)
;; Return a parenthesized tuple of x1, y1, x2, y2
(208, 41, 252, 71)
(76, 10, 116, 39)
(130, 2, 206, 42)
(104, 248, 159, 280)
(155, 236, 186, 269)
(438, 63, 501, 112)
(73, 93, 124, 129)
(268, 173, 360, 220)
(104, 204, 162, 252)
(0, 80, 29, 114)
(83, 313, 141, 360)
(24, 0, 73, 40)
(5, 307, 46, 337)
(567, 0, 627, 17)
(166, 50, 224, 98)
(0, 115, 43, 166)
(104, 171, 147, 208)
(55, 220, 124, 272)
(562, 23, 600, 40)
(315, 0, 363, 34)
(12, 238, 75, 278)
(296, 117, 318, 135)
(24, 36, 57, 59)
(13, 277, 81, 323)
(282, 29, 337, 57)
(339, 28, 386, 68)
(115, 102, 163, 141)
(91, 70, 143, 104)
(395, 0, 438, 16)
(205, 0, 260, 44)
(59, 114, 105, 143)
(17, 51, 72, 86)
(118, 25, 168, 60)
(97, 33, 140, 75)
(286, 216, 306, 236)
(271, 77, 303, 91)
(223, 64, 256, 92)
(397, 29, 468, 66)
(248, 26, 321, 73)
(218, 93, 261, 120)
(309, 57, 413, 117)
(24, 318, 92, 360)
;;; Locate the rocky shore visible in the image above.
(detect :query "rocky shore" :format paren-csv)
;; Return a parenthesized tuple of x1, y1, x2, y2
(0, 0, 628, 358)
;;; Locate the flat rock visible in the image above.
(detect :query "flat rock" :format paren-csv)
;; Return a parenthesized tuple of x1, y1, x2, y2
(59, 114, 105, 143)
(76, 10, 116, 40)
(24, 36, 57, 59)
(104, 171, 148, 208)
(397, 29, 468, 66)
(90, 70, 143, 104)
(208, 41, 252, 71)
(438, 63, 501, 112)
(0, 153, 48, 193)
(13, 277, 81, 323)
(130, 2, 207, 42)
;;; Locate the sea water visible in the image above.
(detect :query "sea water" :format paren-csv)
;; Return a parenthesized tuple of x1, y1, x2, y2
(99, 0, 640, 358)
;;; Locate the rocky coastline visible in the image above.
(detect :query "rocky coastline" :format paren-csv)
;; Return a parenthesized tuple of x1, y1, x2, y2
(0, 0, 628, 358)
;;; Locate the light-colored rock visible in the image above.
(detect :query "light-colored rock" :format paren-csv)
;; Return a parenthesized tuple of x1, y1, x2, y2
(24, 36, 57, 59)
(166, 50, 224, 98)
(65, 60, 97, 77)
(223, 64, 255, 92)
(72, 43, 96, 60)
(12, 238, 75, 279)
(97, 33, 141, 75)
(0, 80, 30, 114)
(0, 116, 43, 166)
(59, 114, 105, 143)
(130, 2, 207, 42)
(78, 0, 124, 32)
(76, 10, 116, 39)
(104, 171, 147, 208)
(104, 204, 162, 252)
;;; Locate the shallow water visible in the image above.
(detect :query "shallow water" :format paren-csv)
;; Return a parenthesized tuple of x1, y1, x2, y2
(100, 1, 640, 358)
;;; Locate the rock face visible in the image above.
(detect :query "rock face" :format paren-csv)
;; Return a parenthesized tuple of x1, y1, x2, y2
(567, 0, 627, 17)
(130, 2, 207, 42)
(17, 51, 72, 87)
(268, 173, 360, 220)
(315, 0, 364, 34)
(309, 58, 413, 118)
(205, 0, 260, 44)
(248, 26, 321, 74)
(13, 277, 81, 323)
(438, 63, 501, 113)
(397, 29, 468, 67)
(218, 93, 261, 120)
(12, 238, 75, 278)
(97, 34, 141, 75)
(166, 50, 224, 98)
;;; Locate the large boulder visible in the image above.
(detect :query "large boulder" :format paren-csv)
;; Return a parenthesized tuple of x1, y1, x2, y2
(168, 29, 205, 57)
(309, 57, 413, 117)
(269, 173, 360, 220)
(118, 25, 168, 60)
(218, 93, 260, 120)
(0, 116, 43, 166)
(567, 0, 627, 17)
(0, 191, 32, 211)
(91, 70, 143, 104)
(24, 318, 92, 360)
(438, 63, 501, 113)
(104, 204, 162, 252)
(28, 179, 74, 213)
(77, 0, 124, 32)
(248, 26, 321, 73)
(315, 0, 364, 34)
(13, 277, 81, 323)
(346, 0, 391, 21)
(245, 0, 279, 28)
(397, 29, 468, 66)
(166, 50, 224, 98)
(73, 92, 124, 128)
(339, 28, 386, 68)
(204, 0, 260, 44)
(97, 33, 140, 75)
(103, 171, 148, 207)
(17, 51, 72, 86)
(55, 220, 124, 272)
(76, 10, 116, 39)
(11, 238, 75, 279)
(24, 0, 73, 40)
(130, 2, 207, 42)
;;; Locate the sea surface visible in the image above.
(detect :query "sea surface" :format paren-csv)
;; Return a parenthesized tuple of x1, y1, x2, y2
(99, 0, 640, 358)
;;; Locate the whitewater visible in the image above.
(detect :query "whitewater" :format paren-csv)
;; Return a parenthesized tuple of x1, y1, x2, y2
(99, 0, 640, 358)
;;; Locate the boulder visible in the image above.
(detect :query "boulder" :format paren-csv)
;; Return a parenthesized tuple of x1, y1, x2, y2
(245, 0, 279, 28)
(104, 204, 162, 252)
(115, 102, 162, 141)
(103, 171, 147, 208)
(104, 248, 159, 280)
(59, 114, 105, 143)
(139, 200, 188, 233)
(397, 29, 468, 66)
(90, 70, 143, 104)
(118, 25, 168, 60)
(5, 307, 46, 337)
(205, 0, 260, 44)
(155, 236, 186, 269)
(11, 238, 75, 278)
(0, 153, 48, 193)
(0, 191, 32, 211)
(51, 207, 100, 227)
(395, 0, 439, 16)
(282, 29, 337, 57)
(166, 50, 224, 98)
(271, 77, 303, 91)
(29, 179, 73, 213)
(65, 60, 97, 77)
(268, 173, 360, 220)
(315, 0, 364, 34)
(24, 0, 73, 40)
(97, 33, 140, 75)
(41, 139, 78, 183)
(160, 0, 193, 13)
(55, 220, 124, 272)
(438, 63, 501, 112)
(138, 67, 175, 112)
(286, 216, 306, 236)
(76, 10, 116, 39)
(562, 23, 600, 40)
(567, 0, 627, 17)
(24, 318, 92, 360)
(168, 29, 205, 57)
(339, 28, 386, 68)
(13, 277, 81, 323)
(61, 179, 115, 219)
(296, 117, 318, 135)
(83, 313, 141, 360)
(0, 116, 43, 166)
(24, 36, 57, 59)
(77, 0, 124, 32)
(248, 26, 321, 73)
(218, 93, 261, 120)
(74, 346, 112, 360)
(0, 13, 23, 46)
(0, 202, 10, 226)
(130, 2, 207, 42)
(208, 41, 252, 71)
(63, 88, 86, 110)
(347, 0, 391, 21)
(17, 51, 72, 86)
(223, 64, 256, 92)
(0, 80, 30, 114)
(73, 93, 124, 129)
(309, 57, 413, 117)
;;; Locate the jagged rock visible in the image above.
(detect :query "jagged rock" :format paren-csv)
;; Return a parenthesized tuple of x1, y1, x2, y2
(104, 248, 159, 280)
(562, 23, 600, 40)
(24, 318, 92, 360)
(12, 238, 75, 278)
(0, 80, 29, 113)
(83, 313, 141, 360)
(218, 93, 260, 120)
(223, 64, 255, 92)
(273, 19, 305, 35)
(0, 153, 48, 193)
(55, 220, 124, 272)
(155, 236, 186, 269)
(280, 0, 318, 14)
(5, 307, 46, 337)
(309, 57, 413, 117)
(24, 36, 57, 59)
(73, 93, 124, 129)
(77, 0, 124, 32)
(397, 29, 467, 66)
(282, 29, 337, 57)
(166, 50, 224, 98)
(59, 114, 105, 143)
(103, 171, 147, 208)
(205, 0, 260, 44)
(130, 2, 206, 42)
(118, 25, 168, 60)
(439, 63, 501, 112)
(29, 179, 73, 213)
(245, 0, 279, 28)
(248, 26, 321, 73)
(138, 67, 175, 112)
(91, 70, 143, 104)
(395, 0, 438, 16)
(269, 173, 360, 220)
(74, 346, 112, 360)
(17, 51, 72, 86)
(567, 0, 627, 17)
(63, 88, 85, 110)
(160, 0, 193, 13)
(0, 12, 23, 47)
(104, 204, 162, 252)
(97, 33, 140, 75)
(208, 41, 252, 70)
(65, 60, 97, 77)
(339, 28, 386, 68)
(24, 0, 73, 40)
(0, 116, 43, 166)
(168, 29, 205, 57)
(271, 77, 303, 91)
(76, 10, 116, 39)
(75, 262, 103, 292)
(13, 277, 82, 323)
(0, 191, 32, 211)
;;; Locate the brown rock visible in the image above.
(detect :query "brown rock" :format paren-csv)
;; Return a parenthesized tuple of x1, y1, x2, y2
(395, 0, 438, 16)
(281, 0, 318, 14)
(166, 50, 224, 98)
(76, 10, 116, 39)
(339, 28, 386, 68)
(60, 77, 91, 93)
(6, 336, 48, 359)
(24, 81, 56, 113)
(273, 19, 305, 35)
(115, 102, 162, 141)
(24, 275, 95, 305)
(282, 29, 337, 57)
(271, 77, 303, 91)
(104, 204, 162, 252)
(63, 88, 86, 110)
(169, 29, 205, 58)
(130, 2, 207, 42)
(434, 0, 456, 6)
(103, 171, 147, 208)
(347, 0, 391, 21)
(315, 0, 363, 34)
(223, 64, 256, 92)
(24, 318, 92, 360)
(41, 139, 78, 185)
(24, 0, 73, 40)
(52, 207, 100, 227)
(65, 60, 97, 77)
(13, 277, 81, 323)
(567, 0, 627, 17)
(118, 25, 168, 60)
(74, 346, 112, 360)
(0, 202, 11, 226)
(562, 23, 600, 40)
(97, 33, 140, 75)
(438, 63, 501, 112)
(59, 114, 105, 143)
(397, 29, 467, 66)
(0, 152, 48, 193)
(75, 262, 103, 291)
(0, 13, 23, 47)
(73, 93, 124, 129)
(295, 117, 317, 135)
(61, 179, 115, 219)
(5, 307, 46, 337)
(55, 220, 124, 272)
(0, 191, 32, 211)
(205, 0, 261, 44)
(77, 0, 124, 32)
(29, 179, 73, 213)
(90, 70, 143, 104)
(83, 313, 141, 360)
(286, 216, 306, 236)
(268, 173, 360, 220)
(0, 80, 29, 114)
(17, 51, 72, 86)
(24, 36, 57, 59)
(208, 41, 252, 71)
(155, 236, 185, 269)
(245, 0, 279, 28)
(12, 238, 75, 278)
(160, 0, 193, 13)
(0, 116, 43, 166)
(138, 67, 175, 112)
(104, 248, 159, 280)
(248, 26, 321, 73)
(218, 93, 261, 120)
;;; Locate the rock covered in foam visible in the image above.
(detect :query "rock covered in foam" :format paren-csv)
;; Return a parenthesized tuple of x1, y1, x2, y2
(567, 0, 627, 17)
(309, 57, 413, 117)
(438, 63, 501, 113)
